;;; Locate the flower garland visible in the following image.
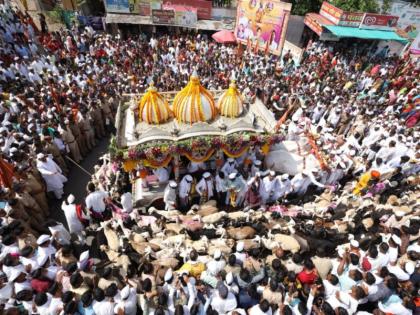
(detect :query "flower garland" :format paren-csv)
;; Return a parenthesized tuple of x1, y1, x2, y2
(180, 148, 216, 163)
(112, 133, 285, 166)
(143, 155, 173, 168)
(222, 145, 249, 158)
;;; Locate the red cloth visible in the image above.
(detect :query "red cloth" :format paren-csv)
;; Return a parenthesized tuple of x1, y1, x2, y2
(0, 158, 16, 188)
(31, 278, 52, 293)
(370, 64, 381, 76)
(297, 269, 318, 285)
(362, 256, 372, 271)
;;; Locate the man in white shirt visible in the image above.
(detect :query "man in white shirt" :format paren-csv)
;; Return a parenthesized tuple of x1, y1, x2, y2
(85, 182, 109, 216)
(248, 299, 272, 315)
(206, 250, 226, 277)
(92, 288, 115, 315)
(211, 285, 237, 314)
(34, 292, 51, 315)
(196, 172, 215, 204)
(114, 285, 137, 315)
(221, 158, 238, 177)
(262, 171, 281, 204)
(36, 153, 67, 199)
(278, 174, 292, 199)
(61, 194, 85, 238)
(179, 174, 193, 210)
(163, 181, 178, 210)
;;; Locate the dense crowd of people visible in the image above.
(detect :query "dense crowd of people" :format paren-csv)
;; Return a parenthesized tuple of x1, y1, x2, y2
(0, 2, 419, 315)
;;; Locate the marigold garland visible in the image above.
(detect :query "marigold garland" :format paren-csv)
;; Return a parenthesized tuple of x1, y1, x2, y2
(222, 145, 249, 158)
(143, 155, 173, 168)
(180, 148, 215, 163)
(113, 134, 286, 168)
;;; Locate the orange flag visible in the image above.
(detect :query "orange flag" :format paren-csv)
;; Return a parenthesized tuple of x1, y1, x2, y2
(0, 157, 16, 189)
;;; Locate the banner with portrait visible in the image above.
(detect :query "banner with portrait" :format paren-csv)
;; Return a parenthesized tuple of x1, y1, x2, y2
(235, 0, 292, 55)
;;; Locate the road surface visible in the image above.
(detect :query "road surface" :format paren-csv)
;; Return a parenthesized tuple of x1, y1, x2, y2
(49, 137, 110, 228)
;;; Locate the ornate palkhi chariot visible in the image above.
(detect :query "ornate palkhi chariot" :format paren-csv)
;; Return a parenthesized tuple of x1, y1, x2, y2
(112, 72, 323, 206)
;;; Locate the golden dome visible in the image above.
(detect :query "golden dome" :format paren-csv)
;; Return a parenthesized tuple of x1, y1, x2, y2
(217, 80, 244, 118)
(173, 72, 217, 124)
(139, 83, 172, 124)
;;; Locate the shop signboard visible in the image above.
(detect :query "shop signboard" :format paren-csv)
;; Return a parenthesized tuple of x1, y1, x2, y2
(304, 13, 323, 36)
(139, 0, 150, 15)
(319, 1, 342, 25)
(152, 9, 175, 24)
(175, 10, 197, 27)
(104, 0, 141, 13)
(162, 0, 211, 19)
(359, 13, 399, 30)
(319, 1, 363, 27)
(338, 11, 364, 27)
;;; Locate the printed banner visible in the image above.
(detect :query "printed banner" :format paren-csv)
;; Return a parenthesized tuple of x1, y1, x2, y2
(235, 0, 292, 55)
(304, 13, 323, 36)
(319, 1, 362, 27)
(175, 10, 197, 27)
(139, 0, 151, 15)
(152, 9, 175, 24)
(162, 0, 212, 19)
(338, 11, 364, 27)
(385, 0, 419, 35)
(104, 0, 140, 13)
(319, 1, 342, 25)
(410, 32, 420, 55)
(360, 13, 399, 30)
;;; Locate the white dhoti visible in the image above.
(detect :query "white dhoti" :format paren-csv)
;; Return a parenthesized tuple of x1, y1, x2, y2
(61, 202, 84, 235)
(37, 157, 68, 199)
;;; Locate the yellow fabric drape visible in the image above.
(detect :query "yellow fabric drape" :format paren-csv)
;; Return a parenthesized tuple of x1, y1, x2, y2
(222, 145, 249, 158)
(143, 155, 173, 169)
(181, 148, 215, 163)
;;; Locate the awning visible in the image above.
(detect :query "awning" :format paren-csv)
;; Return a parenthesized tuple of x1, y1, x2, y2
(304, 13, 333, 36)
(106, 13, 151, 25)
(324, 25, 408, 43)
(105, 13, 234, 30)
(212, 29, 236, 43)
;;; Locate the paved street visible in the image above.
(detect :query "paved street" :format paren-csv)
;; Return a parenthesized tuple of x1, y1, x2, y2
(49, 137, 110, 228)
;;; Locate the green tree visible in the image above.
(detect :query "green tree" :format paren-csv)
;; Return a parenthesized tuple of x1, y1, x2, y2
(289, 0, 323, 15)
(380, 0, 392, 13)
(328, 0, 379, 13)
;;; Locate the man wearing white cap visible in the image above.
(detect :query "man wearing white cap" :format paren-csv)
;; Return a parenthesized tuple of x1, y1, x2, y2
(226, 173, 247, 208)
(179, 174, 193, 210)
(206, 249, 226, 277)
(278, 174, 292, 199)
(210, 284, 237, 314)
(36, 153, 67, 199)
(221, 158, 238, 177)
(250, 159, 262, 177)
(388, 234, 401, 264)
(163, 181, 178, 210)
(290, 170, 324, 199)
(262, 170, 281, 204)
(234, 241, 246, 265)
(196, 172, 214, 204)
(61, 194, 86, 242)
(114, 285, 137, 315)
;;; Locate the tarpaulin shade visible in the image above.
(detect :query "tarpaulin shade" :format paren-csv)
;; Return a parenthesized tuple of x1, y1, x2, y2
(324, 25, 409, 43)
(212, 30, 236, 43)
